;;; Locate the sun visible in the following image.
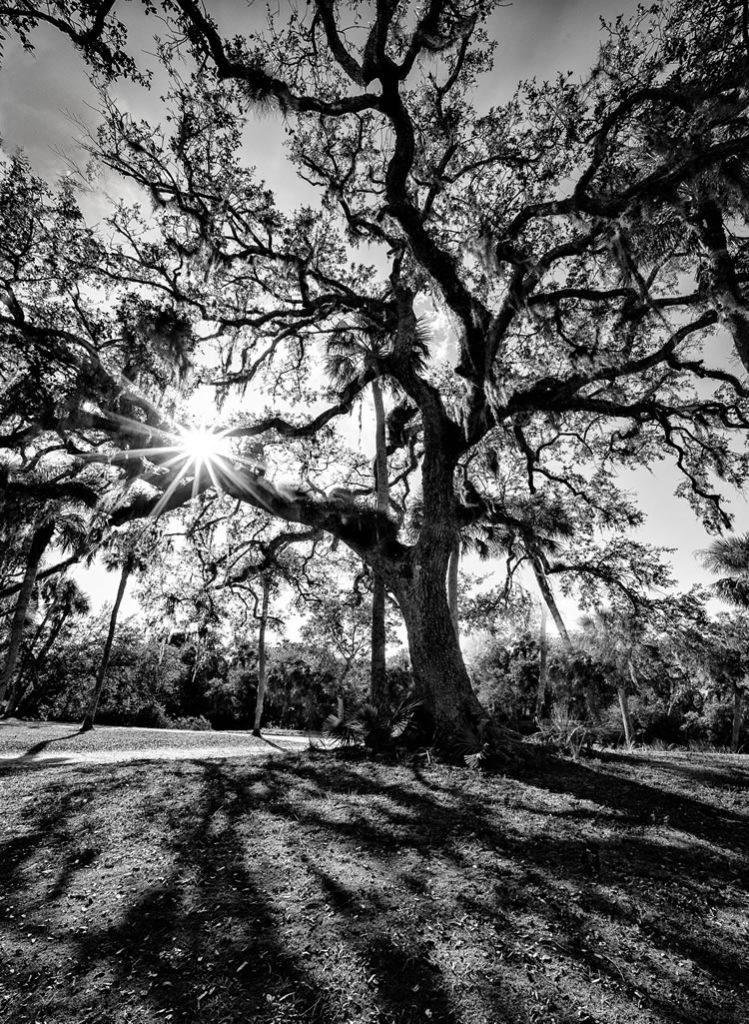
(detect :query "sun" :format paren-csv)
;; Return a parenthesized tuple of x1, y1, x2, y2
(85, 406, 259, 522)
(176, 426, 232, 470)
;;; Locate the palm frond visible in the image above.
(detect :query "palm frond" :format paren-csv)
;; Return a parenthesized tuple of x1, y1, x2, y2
(712, 575, 749, 609)
(323, 336, 361, 390)
(410, 316, 432, 374)
(700, 533, 749, 577)
(322, 712, 364, 746)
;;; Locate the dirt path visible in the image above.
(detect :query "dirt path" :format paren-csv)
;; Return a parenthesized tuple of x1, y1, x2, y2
(0, 720, 311, 768)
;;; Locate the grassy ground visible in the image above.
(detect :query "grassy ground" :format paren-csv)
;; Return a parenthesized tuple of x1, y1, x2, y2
(0, 739, 748, 1024)
(0, 720, 308, 764)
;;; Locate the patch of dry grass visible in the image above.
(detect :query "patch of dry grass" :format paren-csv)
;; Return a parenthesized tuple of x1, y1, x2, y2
(0, 720, 306, 763)
(1, 745, 748, 1023)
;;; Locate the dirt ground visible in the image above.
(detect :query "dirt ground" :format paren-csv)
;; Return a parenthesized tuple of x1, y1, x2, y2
(0, 735, 748, 1024)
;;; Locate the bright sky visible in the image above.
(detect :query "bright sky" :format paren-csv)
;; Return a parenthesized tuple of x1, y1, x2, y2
(1, 0, 746, 621)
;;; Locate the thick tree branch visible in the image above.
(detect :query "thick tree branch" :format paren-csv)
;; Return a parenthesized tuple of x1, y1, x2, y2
(172, 0, 380, 116)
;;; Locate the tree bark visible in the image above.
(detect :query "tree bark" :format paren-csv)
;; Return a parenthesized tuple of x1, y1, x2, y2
(0, 521, 54, 706)
(12, 610, 72, 718)
(4, 600, 60, 718)
(532, 556, 581, 718)
(731, 684, 743, 752)
(383, 395, 500, 755)
(447, 536, 460, 640)
(371, 576, 387, 711)
(370, 378, 389, 714)
(530, 555, 571, 648)
(3, 657, 33, 718)
(617, 683, 635, 748)
(395, 542, 490, 753)
(81, 559, 132, 732)
(536, 603, 549, 722)
(252, 574, 271, 736)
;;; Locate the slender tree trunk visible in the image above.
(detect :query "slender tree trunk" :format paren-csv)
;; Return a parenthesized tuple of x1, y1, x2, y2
(81, 560, 132, 732)
(4, 656, 34, 718)
(530, 555, 571, 648)
(536, 603, 549, 722)
(370, 379, 389, 714)
(622, 659, 640, 747)
(731, 684, 743, 752)
(371, 578, 387, 708)
(18, 621, 72, 717)
(4, 670, 29, 719)
(617, 687, 635, 747)
(447, 536, 460, 640)
(4, 653, 31, 719)
(252, 575, 271, 736)
(0, 521, 54, 706)
(4, 603, 58, 717)
(531, 556, 580, 717)
(617, 664, 636, 748)
(13, 612, 70, 718)
(0, 551, 80, 602)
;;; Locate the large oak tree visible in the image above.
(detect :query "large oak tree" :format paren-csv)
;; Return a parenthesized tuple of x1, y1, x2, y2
(2, 0, 749, 750)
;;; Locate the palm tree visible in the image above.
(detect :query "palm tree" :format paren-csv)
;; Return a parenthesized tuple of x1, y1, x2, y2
(0, 519, 28, 599)
(81, 525, 157, 732)
(0, 504, 91, 708)
(579, 607, 643, 747)
(440, 491, 575, 723)
(252, 573, 272, 736)
(370, 375, 390, 715)
(494, 503, 576, 721)
(701, 533, 749, 606)
(8, 577, 91, 717)
(461, 493, 576, 644)
(701, 532, 749, 749)
(536, 602, 549, 722)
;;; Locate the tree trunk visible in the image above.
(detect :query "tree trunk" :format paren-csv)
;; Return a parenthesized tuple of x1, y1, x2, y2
(395, 544, 490, 753)
(617, 684, 635, 748)
(370, 378, 389, 714)
(81, 559, 132, 732)
(731, 684, 743, 752)
(4, 658, 33, 718)
(4, 601, 59, 718)
(18, 616, 74, 718)
(447, 536, 460, 641)
(0, 551, 80, 602)
(532, 557, 582, 717)
(0, 521, 54, 706)
(252, 575, 271, 736)
(370, 576, 388, 711)
(530, 555, 571, 648)
(536, 603, 549, 723)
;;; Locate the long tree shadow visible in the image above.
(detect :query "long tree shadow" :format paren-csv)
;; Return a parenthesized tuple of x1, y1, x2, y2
(66, 766, 337, 1023)
(57, 760, 485, 1024)
(0, 753, 79, 770)
(1, 752, 747, 1024)
(250, 757, 749, 1022)
(14, 730, 82, 759)
(193, 757, 749, 1022)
